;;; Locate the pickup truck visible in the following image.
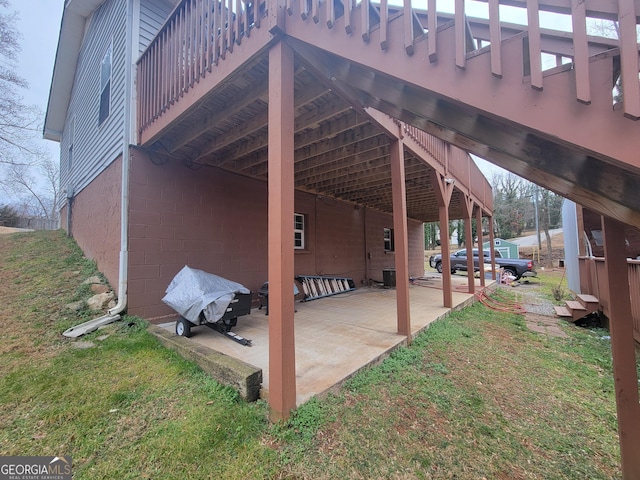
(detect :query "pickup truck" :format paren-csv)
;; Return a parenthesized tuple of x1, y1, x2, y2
(428, 249, 536, 279)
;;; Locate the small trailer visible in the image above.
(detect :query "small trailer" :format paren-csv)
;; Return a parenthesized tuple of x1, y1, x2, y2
(163, 266, 253, 346)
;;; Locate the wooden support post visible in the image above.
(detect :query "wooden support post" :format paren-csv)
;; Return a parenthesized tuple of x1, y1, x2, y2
(488, 215, 496, 280)
(463, 196, 475, 295)
(268, 40, 297, 422)
(601, 216, 640, 479)
(431, 169, 454, 308)
(476, 207, 485, 287)
(391, 139, 411, 338)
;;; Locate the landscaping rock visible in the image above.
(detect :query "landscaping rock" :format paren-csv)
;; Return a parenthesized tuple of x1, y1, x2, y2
(87, 292, 115, 311)
(66, 300, 85, 312)
(83, 276, 102, 285)
(90, 284, 110, 294)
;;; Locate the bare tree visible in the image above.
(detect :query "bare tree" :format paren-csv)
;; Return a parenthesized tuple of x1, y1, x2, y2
(0, 155, 58, 220)
(0, 0, 43, 166)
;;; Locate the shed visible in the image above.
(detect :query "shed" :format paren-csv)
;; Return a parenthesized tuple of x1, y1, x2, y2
(483, 238, 519, 259)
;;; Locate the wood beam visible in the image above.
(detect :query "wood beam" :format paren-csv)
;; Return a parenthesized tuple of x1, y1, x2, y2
(476, 205, 485, 287)
(219, 119, 382, 174)
(391, 138, 411, 338)
(463, 196, 475, 294)
(488, 214, 497, 280)
(475, 0, 640, 22)
(601, 215, 640, 479)
(166, 78, 269, 152)
(431, 168, 454, 308)
(268, 40, 296, 422)
(288, 41, 640, 228)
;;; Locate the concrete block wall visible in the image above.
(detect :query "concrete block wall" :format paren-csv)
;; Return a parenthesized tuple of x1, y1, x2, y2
(61, 156, 122, 294)
(126, 148, 425, 320)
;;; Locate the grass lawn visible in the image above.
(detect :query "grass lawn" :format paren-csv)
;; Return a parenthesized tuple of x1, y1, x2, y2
(0, 230, 634, 479)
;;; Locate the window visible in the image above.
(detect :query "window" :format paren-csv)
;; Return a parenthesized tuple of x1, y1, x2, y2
(294, 213, 305, 249)
(383, 227, 394, 252)
(99, 44, 112, 125)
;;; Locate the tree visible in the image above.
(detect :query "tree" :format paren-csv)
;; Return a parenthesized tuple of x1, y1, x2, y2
(0, 204, 18, 226)
(0, 0, 43, 166)
(424, 222, 439, 249)
(0, 1, 56, 225)
(491, 172, 531, 239)
(1, 155, 59, 219)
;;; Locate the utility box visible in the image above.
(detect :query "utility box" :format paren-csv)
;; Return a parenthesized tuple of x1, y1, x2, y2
(382, 268, 396, 288)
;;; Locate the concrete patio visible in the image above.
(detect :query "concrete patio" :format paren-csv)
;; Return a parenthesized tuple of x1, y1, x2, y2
(159, 274, 495, 405)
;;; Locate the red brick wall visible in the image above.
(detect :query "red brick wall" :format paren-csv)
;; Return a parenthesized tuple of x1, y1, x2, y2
(61, 157, 122, 293)
(128, 149, 425, 320)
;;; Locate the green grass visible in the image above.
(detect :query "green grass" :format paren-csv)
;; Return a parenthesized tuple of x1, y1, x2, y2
(0, 231, 633, 479)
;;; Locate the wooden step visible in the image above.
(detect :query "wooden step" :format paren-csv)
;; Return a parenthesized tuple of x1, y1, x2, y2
(565, 300, 587, 311)
(577, 294, 599, 305)
(554, 306, 572, 318)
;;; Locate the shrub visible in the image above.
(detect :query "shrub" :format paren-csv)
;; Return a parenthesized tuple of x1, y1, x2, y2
(0, 205, 19, 227)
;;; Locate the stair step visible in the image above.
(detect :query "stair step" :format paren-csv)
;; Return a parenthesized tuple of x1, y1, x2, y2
(554, 306, 572, 317)
(577, 294, 599, 304)
(566, 300, 587, 311)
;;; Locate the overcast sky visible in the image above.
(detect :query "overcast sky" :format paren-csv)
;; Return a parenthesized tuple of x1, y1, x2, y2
(5, 0, 514, 180)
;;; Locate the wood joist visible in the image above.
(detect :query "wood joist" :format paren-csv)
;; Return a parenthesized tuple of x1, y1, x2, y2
(141, 41, 492, 223)
(285, 36, 640, 228)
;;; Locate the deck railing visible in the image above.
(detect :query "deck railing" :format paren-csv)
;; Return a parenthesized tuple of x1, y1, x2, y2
(137, 0, 268, 136)
(138, 0, 640, 138)
(578, 256, 640, 343)
(286, 0, 639, 119)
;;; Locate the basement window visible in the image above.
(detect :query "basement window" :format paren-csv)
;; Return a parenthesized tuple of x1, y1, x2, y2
(294, 213, 305, 249)
(99, 43, 112, 125)
(384, 227, 395, 252)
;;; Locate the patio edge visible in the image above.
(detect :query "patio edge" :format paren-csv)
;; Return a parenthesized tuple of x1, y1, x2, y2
(148, 324, 263, 402)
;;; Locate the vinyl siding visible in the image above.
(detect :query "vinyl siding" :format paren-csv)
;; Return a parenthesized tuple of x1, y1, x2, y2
(58, 0, 127, 204)
(139, 0, 175, 56)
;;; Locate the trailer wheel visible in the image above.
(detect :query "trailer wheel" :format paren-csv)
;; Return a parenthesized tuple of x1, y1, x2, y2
(176, 317, 193, 338)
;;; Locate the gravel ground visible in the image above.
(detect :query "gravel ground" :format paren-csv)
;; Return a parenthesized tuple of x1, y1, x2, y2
(502, 281, 558, 316)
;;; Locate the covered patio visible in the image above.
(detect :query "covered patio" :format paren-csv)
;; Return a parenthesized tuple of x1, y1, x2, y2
(160, 275, 495, 405)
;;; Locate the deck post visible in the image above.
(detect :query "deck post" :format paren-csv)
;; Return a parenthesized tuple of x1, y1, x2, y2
(463, 196, 475, 295)
(476, 207, 485, 287)
(601, 216, 640, 479)
(431, 169, 454, 308)
(488, 215, 496, 280)
(268, 40, 297, 422)
(390, 138, 411, 338)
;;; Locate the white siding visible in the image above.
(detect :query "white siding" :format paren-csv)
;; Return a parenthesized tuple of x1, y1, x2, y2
(139, 0, 175, 56)
(59, 0, 127, 202)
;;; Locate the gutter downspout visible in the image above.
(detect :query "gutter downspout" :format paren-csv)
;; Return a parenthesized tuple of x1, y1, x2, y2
(109, 0, 135, 316)
(63, 0, 134, 338)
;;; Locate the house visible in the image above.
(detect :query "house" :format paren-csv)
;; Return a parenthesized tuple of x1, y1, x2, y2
(43, 0, 495, 415)
(44, 0, 639, 473)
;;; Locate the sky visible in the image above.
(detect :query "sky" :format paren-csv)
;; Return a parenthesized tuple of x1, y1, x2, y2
(6, 0, 63, 161)
(3, 0, 520, 181)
